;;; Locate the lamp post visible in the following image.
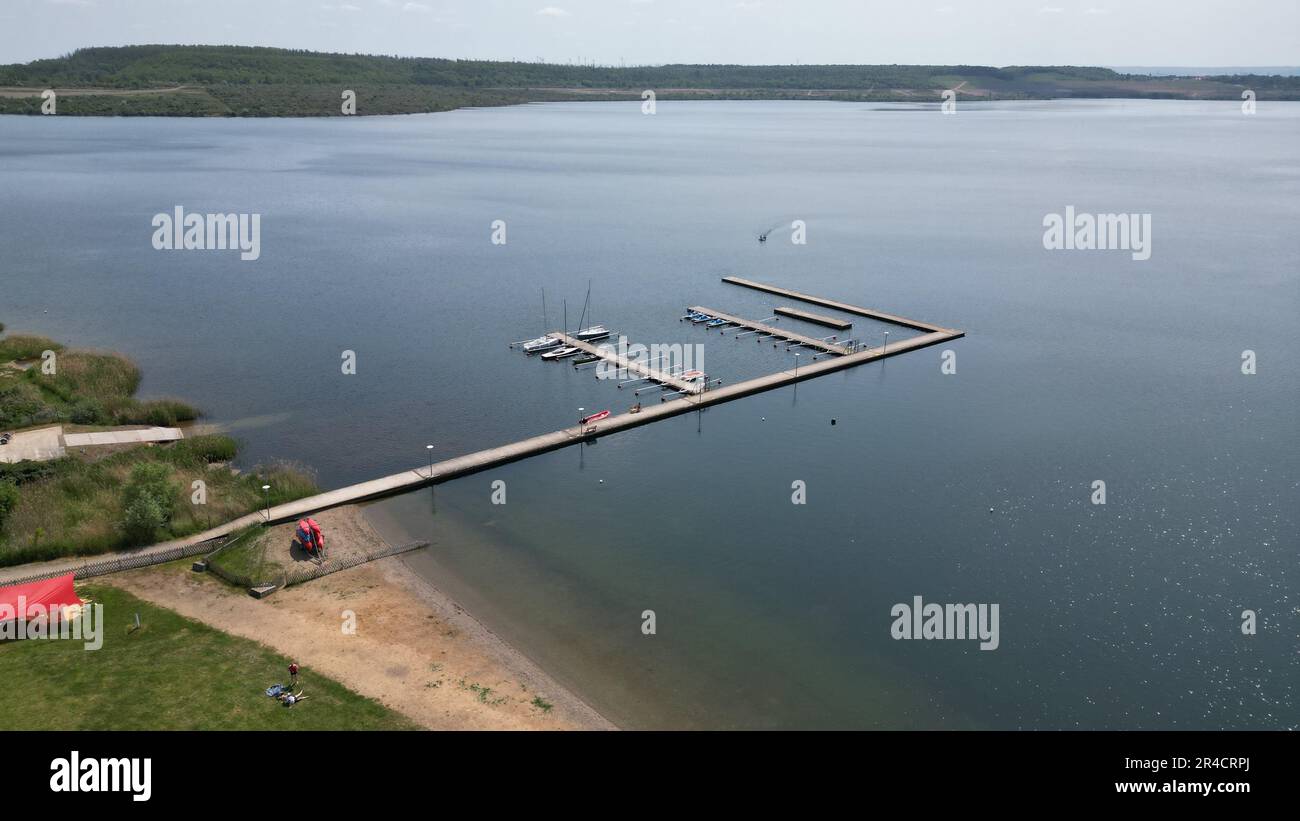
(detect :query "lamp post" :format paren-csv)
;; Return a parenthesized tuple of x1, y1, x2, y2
(577, 407, 585, 436)
(426, 444, 434, 479)
(794, 352, 800, 376)
(261, 484, 270, 522)
(883, 331, 889, 354)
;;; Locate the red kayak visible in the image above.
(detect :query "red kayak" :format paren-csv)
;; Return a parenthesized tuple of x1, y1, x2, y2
(581, 410, 611, 424)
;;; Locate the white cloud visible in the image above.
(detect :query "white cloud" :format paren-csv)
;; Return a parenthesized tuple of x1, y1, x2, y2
(536, 6, 571, 16)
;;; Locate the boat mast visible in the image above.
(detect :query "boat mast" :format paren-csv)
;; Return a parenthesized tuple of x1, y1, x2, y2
(576, 280, 591, 331)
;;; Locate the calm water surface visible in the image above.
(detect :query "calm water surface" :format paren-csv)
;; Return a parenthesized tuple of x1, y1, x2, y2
(2, 100, 1296, 728)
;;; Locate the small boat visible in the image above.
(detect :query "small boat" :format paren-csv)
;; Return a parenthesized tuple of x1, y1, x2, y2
(706, 318, 729, 327)
(580, 410, 611, 425)
(689, 313, 713, 323)
(541, 346, 580, 360)
(523, 336, 562, 354)
(570, 284, 611, 342)
(680, 370, 706, 381)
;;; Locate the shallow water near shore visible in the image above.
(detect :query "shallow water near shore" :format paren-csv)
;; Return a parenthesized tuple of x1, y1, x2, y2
(3, 100, 1297, 728)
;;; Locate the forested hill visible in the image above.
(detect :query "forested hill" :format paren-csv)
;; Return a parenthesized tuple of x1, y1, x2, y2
(1, 45, 1295, 116)
(1, 45, 1123, 88)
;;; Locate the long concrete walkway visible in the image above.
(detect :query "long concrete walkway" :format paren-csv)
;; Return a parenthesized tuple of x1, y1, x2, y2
(0, 287, 963, 585)
(722, 276, 955, 333)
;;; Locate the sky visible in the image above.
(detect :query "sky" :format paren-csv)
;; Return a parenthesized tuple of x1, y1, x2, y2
(0, 0, 1296, 67)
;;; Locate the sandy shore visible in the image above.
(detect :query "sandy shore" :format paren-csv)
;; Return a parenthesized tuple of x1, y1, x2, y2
(101, 505, 614, 730)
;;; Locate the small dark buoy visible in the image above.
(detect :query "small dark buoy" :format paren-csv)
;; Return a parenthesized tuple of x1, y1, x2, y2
(831, 419, 837, 425)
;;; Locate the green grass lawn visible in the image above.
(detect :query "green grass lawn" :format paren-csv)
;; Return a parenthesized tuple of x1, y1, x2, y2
(0, 584, 416, 730)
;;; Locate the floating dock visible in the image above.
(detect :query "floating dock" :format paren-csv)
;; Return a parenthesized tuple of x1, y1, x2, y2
(723, 276, 952, 333)
(688, 306, 850, 355)
(773, 306, 852, 330)
(549, 332, 702, 394)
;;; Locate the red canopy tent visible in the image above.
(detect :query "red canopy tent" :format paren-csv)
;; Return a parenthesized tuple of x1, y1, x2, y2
(0, 572, 84, 631)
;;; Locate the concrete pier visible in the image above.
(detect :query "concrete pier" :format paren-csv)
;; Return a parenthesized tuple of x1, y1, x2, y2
(773, 306, 853, 330)
(722, 276, 954, 333)
(550, 332, 701, 394)
(0, 283, 963, 585)
(236, 324, 960, 527)
(688, 306, 850, 355)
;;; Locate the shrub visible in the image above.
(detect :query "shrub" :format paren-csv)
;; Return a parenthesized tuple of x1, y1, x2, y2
(0, 481, 18, 532)
(68, 398, 109, 425)
(0, 380, 49, 428)
(121, 462, 177, 542)
(122, 494, 167, 543)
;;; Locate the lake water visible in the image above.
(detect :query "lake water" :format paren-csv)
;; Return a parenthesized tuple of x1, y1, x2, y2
(2, 100, 1296, 728)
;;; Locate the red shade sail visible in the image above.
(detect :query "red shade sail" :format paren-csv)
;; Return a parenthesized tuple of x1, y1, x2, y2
(0, 572, 84, 624)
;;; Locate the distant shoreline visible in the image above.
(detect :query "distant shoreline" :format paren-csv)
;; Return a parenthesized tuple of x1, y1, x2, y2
(3, 45, 1297, 117)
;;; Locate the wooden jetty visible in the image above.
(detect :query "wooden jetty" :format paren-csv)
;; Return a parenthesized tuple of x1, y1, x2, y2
(689, 306, 850, 355)
(773, 306, 852, 330)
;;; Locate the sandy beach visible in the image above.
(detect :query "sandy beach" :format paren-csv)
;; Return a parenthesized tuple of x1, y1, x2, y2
(101, 505, 614, 730)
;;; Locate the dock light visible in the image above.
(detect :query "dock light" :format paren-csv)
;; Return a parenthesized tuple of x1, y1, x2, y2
(426, 444, 434, 479)
(883, 331, 889, 353)
(794, 352, 800, 376)
(261, 484, 270, 521)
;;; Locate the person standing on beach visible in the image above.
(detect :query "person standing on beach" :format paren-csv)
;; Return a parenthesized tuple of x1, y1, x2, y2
(288, 662, 299, 689)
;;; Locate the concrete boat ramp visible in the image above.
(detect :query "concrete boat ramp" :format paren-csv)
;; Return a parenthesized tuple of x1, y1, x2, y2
(0, 425, 184, 464)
